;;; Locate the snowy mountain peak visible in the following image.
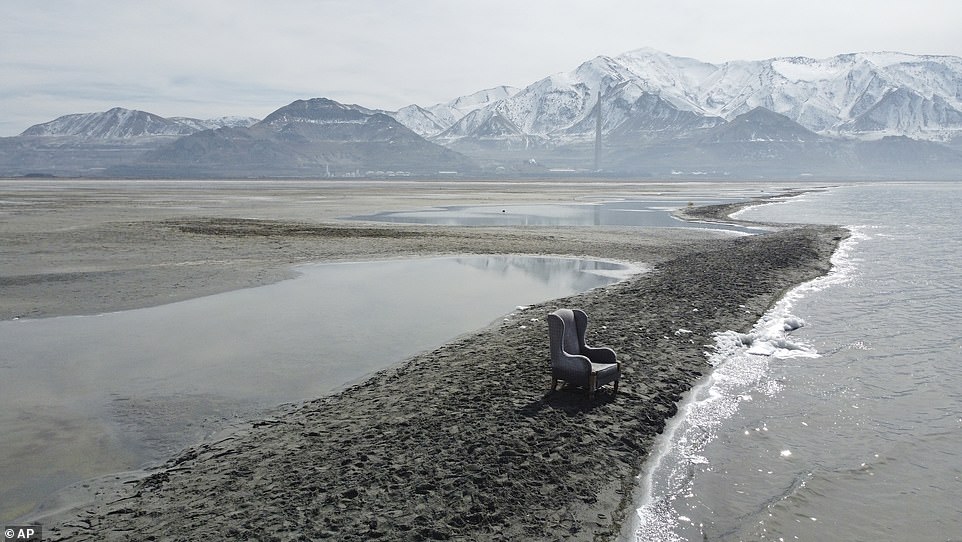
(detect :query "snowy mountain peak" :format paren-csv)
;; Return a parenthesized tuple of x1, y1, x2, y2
(258, 98, 375, 127)
(20, 108, 261, 139)
(170, 116, 260, 131)
(20, 107, 196, 138)
(566, 56, 645, 97)
(394, 47, 962, 145)
(449, 85, 518, 111)
(389, 86, 520, 137)
(769, 56, 849, 82)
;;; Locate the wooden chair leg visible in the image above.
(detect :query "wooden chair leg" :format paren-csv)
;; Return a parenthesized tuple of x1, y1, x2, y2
(588, 373, 597, 399)
(613, 380, 619, 395)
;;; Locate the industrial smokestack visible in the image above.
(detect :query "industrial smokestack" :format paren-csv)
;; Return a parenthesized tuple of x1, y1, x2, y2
(594, 89, 602, 172)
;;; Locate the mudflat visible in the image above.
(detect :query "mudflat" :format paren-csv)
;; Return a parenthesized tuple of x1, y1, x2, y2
(2, 179, 740, 321)
(0, 180, 844, 540)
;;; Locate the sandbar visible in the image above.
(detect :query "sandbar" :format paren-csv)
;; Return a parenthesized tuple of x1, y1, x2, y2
(0, 180, 844, 540)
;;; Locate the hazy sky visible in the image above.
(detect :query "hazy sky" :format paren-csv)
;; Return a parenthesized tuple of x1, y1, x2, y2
(3, 0, 961, 136)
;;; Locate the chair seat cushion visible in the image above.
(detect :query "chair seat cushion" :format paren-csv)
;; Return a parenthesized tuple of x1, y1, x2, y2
(589, 362, 619, 388)
(590, 362, 619, 376)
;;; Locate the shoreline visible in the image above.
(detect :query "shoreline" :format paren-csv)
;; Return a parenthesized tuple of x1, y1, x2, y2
(43, 236, 844, 540)
(0, 182, 845, 539)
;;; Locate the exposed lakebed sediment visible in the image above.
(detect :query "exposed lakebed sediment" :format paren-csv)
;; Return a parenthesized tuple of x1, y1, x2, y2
(41, 225, 843, 540)
(0, 182, 843, 540)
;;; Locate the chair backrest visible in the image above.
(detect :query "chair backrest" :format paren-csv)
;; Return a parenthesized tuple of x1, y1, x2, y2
(548, 308, 585, 358)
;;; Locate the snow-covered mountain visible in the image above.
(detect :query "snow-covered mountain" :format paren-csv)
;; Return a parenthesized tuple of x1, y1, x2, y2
(20, 108, 260, 138)
(4, 108, 263, 176)
(126, 98, 477, 178)
(20, 108, 195, 138)
(390, 86, 519, 137)
(655, 50, 962, 141)
(392, 48, 962, 146)
(169, 115, 261, 131)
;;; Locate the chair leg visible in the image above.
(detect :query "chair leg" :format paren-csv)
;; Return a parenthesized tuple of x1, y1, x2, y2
(588, 373, 597, 399)
(551, 377, 558, 391)
(613, 380, 619, 395)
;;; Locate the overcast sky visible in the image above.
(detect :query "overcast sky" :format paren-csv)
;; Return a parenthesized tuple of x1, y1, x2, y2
(3, 0, 961, 136)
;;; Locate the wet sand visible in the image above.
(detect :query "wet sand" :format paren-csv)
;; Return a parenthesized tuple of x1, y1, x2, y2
(1, 180, 740, 321)
(0, 180, 844, 540)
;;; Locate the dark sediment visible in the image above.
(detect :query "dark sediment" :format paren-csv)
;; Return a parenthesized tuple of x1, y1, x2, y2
(46, 223, 845, 541)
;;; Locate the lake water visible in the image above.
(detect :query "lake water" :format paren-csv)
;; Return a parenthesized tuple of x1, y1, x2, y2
(349, 199, 765, 234)
(0, 254, 638, 522)
(631, 182, 962, 541)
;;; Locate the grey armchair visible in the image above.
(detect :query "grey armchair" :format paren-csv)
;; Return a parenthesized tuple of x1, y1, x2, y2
(547, 308, 620, 398)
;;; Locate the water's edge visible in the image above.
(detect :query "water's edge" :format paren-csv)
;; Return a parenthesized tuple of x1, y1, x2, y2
(621, 190, 850, 541)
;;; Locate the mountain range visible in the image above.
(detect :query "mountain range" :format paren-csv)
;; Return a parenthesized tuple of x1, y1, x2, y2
(405, 49, 962, 143)
(2, 48, 962, 179)
(113, 98, 476, 178)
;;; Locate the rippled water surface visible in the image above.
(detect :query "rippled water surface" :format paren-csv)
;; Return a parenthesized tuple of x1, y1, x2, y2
(633, 183, 962, 541)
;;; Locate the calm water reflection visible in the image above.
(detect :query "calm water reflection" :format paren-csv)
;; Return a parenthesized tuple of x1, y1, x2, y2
(350, 199, 763, 234)
(0, 255, 637, 521)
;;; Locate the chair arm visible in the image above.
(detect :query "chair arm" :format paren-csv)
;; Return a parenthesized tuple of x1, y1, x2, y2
(583, 346, 617, 365)
(553, 352, 592, 381)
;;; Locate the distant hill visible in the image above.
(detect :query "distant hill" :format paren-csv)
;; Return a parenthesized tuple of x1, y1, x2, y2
(20, 107, 196, 138)
(113, 98, 477, 178)
(611, 108, 962, 179)
(0, 108, 260, 177)
(19, 108, 258, 138)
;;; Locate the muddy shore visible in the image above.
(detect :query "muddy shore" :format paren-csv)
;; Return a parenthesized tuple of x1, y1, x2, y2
(0, 181, 844, 540)
(1, 180, 744, 321)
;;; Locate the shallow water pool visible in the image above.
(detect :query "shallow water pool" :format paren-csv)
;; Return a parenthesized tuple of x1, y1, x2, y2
(0, 254, 639, 521)
(349, 199, 764, 234)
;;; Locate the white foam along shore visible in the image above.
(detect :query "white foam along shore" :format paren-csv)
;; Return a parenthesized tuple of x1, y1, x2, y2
(629, 214, 864, 541)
